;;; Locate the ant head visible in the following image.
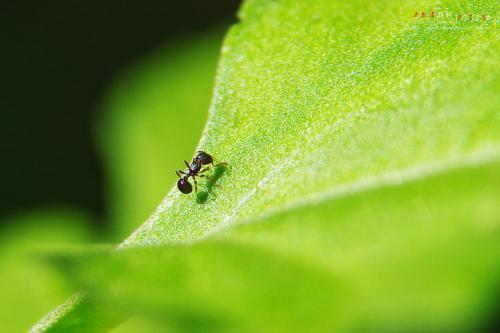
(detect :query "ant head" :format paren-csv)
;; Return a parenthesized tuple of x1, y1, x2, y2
(195, 151, 213, 165)
(177, 177, 192, 194)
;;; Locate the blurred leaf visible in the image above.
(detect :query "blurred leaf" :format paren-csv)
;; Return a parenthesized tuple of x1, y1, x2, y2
(43, 160, 500, 332)
(0, 208, 91, 332)
(97, 29, 226, 239)
(111, 316, 173, 333)
(35, 0, 500, 331)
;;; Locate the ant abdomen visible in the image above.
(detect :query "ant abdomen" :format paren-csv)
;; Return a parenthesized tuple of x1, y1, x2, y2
(177, 178, 192, 194)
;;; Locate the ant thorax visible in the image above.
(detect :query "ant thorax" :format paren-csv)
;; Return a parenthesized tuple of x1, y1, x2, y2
(189, 161, 201, 173)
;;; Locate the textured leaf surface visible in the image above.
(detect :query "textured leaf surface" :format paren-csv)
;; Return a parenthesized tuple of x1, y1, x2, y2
(34, 0, 500, 331)
(125, 0, 499, 246)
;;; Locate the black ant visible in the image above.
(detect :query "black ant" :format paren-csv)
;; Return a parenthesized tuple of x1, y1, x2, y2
(176, 151, 226, 195)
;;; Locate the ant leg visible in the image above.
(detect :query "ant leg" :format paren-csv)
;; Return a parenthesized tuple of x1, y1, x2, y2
(176, 170, 186, 178)
(198, 174, 212, 182)
(194, 178, 198, 193)
(212, 162, 228, 167)
(198, 168, 212, 181)
(184, 160, 191, 169)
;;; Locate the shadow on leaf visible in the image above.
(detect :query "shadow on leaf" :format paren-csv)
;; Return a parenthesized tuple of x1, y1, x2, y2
(196, 164, 228, 204)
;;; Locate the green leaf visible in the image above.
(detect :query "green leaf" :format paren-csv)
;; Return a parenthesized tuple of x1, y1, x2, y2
(124, 0, 499, 246)
(34, 0, 500, 331)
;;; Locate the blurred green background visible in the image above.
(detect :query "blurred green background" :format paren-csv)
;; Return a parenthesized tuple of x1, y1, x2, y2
(0, 2, 238, 330)
(0, 1, 239, 228)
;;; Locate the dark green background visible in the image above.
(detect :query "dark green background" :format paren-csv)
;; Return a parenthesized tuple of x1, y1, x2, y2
(0, 1, 240, 227)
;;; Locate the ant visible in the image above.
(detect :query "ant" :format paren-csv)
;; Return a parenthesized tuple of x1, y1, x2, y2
(176, 151, 226, 195)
